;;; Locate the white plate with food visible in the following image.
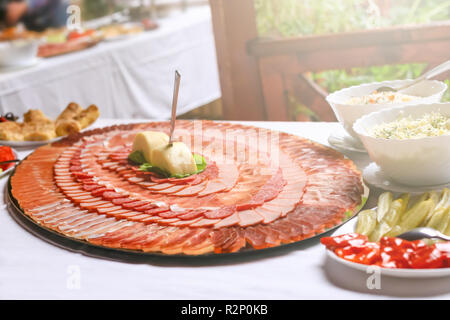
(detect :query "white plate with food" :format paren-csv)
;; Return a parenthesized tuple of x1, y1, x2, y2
(98, 23, 144, 42)
(0, 146, 19, 177)
(324, 191, 450, 278)
(0, 137, 61, 148)
(0, 103, 100, 148)
(363, 162, 450, 194)
(327, 219, 450, 278)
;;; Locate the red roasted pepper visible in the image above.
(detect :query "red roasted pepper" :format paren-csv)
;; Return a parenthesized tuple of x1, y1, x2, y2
(321, 233, 449, 269)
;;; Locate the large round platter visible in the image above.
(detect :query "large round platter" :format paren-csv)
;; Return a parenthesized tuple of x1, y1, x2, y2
(327, 218, 450, 278)
(8, 121, 368, 259)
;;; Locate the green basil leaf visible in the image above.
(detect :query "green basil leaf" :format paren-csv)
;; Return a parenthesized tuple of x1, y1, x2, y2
(135, 153, 207, 179)
(128, 150, 146, 165)
(138, 163, 171, 178)
(193, 154, 207, 173)
(172, 173, 191, 179)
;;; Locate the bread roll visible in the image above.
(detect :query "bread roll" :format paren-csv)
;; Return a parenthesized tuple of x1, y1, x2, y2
(0, 103, 100, 141)
(23, 109, 53, 125)
(74, 104, 100, 129)
(55, 120, 81, 137)
(22, 122, 56, 141)
(56, 103, 83, 122)
(55, 103, 83, 136)
(0, 122, 24, 141)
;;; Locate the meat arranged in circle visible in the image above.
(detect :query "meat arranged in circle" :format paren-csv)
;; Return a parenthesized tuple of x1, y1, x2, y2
(10, 121, 365, 255)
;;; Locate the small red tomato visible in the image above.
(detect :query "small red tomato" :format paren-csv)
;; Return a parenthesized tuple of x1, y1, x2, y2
(0, 145, 15, 171)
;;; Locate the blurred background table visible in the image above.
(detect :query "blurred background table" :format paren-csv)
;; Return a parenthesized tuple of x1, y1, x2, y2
(0, 5, 220, 120)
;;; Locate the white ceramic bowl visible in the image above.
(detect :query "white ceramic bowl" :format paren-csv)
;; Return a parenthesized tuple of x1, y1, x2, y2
(353, 102, 450, 186)
(326, 79, 447, 139)
(0, 38, 41, 68)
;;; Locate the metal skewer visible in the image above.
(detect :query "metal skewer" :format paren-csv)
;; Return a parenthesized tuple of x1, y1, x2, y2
(168, 70, 181, 146)
(0, 159, 20, 165)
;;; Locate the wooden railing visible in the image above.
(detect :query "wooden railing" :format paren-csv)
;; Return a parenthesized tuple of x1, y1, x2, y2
(209, 0, 450, 121)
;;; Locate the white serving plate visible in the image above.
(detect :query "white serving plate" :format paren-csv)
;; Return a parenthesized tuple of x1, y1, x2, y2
(363, 162, 450, 194)
(0, 136, 61, 148)
(328, 127, 367, 153)
(327, 218, 450, 278)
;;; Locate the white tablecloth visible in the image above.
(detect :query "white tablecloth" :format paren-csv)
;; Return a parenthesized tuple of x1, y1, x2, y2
(0, 6, 220, 120)
(2, 120, 449, 300)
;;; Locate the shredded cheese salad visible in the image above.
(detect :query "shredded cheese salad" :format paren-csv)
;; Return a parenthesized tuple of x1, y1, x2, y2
(346, 91, 419, 105)
(370, 112, 450, 140)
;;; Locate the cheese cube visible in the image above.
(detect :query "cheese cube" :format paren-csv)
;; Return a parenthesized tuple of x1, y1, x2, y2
(132, 131, 169, 163)
(151, 142, 197, 176)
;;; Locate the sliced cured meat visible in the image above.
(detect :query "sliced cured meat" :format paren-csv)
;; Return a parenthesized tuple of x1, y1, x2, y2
(154, 185, 188, 195)
(197, 164, 238, 197)
(158, 210, 182, 219)
(252, 225, 282, 247)
(121, 200, 148, 209)
(189, 218, 220, 228)
(213, 212, 240, 229)
(244, 226, 268, 249)
(213, 227, 246, 253)
(159, 228, 199, 253)
(254, 207, 281, 224)
(97, 205, 122, 214)
(197, 181, 227, 197)
(91, 188, 114, 197)
(145, 183, 174, 191)
(145, 206, 170, 216)
(10, 120, 364, 256)
(102, 191, 128, 200)
(237, 210, 264, 227)
(111, 197, 134, 205)
(133, 203, 158, 212)
(177, 209, 207, 221)
(90, 224, 145, 247)
(204, 205, 235, 219)
(170, 217, 203, 227)
(79, 201, 110, 210)
(170, 181, 207, 196)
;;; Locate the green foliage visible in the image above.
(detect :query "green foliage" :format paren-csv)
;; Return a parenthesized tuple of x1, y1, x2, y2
(255, 0, 450, 37)
(310, 63, 427, 93)
(81, 0, 123, 20)
(255, 0, 450, 103)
